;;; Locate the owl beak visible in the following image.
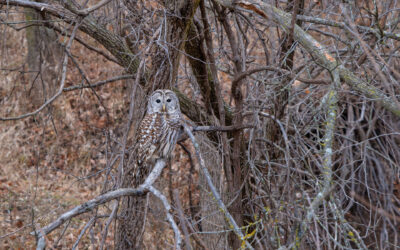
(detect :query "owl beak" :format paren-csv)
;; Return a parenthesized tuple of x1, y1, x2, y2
(162, 104, 166, 112)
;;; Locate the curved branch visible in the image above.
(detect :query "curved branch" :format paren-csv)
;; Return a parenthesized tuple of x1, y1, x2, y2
(34, 159, 167, 250)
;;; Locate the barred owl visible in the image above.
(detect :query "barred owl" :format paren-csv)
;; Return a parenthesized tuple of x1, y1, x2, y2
(133, 89, 182, 185)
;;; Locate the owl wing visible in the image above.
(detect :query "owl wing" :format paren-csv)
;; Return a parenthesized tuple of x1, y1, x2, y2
(136, 113, 163, 165)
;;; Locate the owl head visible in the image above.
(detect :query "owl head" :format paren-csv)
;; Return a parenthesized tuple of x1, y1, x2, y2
(147, 89, 180, 115)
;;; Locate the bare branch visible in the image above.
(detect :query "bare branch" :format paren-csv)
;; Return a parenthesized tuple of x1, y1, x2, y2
(193, 124, 253, 132)
(183, 124, 254, 250)
(173, 190, 192, 250)
(73, 0, 112, 16)
(295, 14, 400, 42)
(63, 75, 134, 92)
(0, 18, 81, 121)
(34, 159, 167, 250)
(232, 66, 329, 86)
(148, 186, 182, 250)
(284, 69, 340, 249)
(351, 191, 400, 223)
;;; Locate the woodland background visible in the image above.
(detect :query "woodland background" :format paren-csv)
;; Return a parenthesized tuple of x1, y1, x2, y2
(1, 0, 400, 249)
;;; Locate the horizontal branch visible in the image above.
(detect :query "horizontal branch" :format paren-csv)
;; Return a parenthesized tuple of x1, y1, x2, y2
(70, 0, 112, 16)
(63, 75, 134, 91)
(193, 124, 253, 132)
(296, 14, 400, 42)
(232, 66, 329, 85)
(36, 188, 146, 239)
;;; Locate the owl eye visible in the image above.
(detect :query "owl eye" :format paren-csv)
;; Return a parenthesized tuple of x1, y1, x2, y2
(156, 99, 161, 103)
(166, 99, 171, 103)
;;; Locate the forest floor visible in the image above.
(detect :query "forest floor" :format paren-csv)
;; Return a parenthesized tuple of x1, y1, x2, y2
(0, 23, 125, 248)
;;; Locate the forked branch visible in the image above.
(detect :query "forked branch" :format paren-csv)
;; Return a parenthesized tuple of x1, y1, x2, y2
(34, 159, 180, 250)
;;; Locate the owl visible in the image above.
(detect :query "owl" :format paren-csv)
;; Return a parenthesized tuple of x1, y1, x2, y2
(133, 89, 182, 184)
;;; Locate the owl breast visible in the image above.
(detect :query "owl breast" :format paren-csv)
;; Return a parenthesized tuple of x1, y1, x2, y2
(158, 113, 181, 158)
(136, 112, 181, 165)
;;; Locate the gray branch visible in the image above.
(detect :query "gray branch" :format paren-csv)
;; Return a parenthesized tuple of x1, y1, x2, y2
(183, 124, 254, 250)
(35, 159, 167, 250)
(148, 186, 182, 250)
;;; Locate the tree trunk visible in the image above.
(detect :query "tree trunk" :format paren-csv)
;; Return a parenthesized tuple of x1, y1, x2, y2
(115, 1, 199, 248)
(25, 7, 62, 109)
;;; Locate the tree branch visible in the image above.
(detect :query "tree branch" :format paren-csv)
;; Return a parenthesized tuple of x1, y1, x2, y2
(295, 14, 400, 42)
(183, 124, 254, 250)
(63, 75, 134, 91)
(280, 69, 340, 250)
(193, 124, 253, 132)
(232, 66, 329, 86)
(1, 17, 81, 121)
(71, 0, 113, 16)
(34, 159, 167, 250)
(148, 186, 182, 250)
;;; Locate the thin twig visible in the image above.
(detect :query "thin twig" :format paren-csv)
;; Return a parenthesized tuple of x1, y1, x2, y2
(217, 0, 400, 117)
(73, 0, 112, 16)
(99, 201, 118, 250)
(72, 216, 97, 250)
(287, 69, 340, 250)
(232, 66, 329, 86)
(63, 75, 134, 91)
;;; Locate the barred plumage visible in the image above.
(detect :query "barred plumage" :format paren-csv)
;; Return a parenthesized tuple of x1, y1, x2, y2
(133, 89, 181, 186)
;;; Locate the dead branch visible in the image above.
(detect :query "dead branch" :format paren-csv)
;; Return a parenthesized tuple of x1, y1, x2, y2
(193, 124, 254, 132)
(295, 14, 400, 42)
(34, 159, 167, 250)
(63, 75, 134, 92)
(70, 0, 113, 16)
(232, 66, 329, 85)
(293, 69, 340, 248)
(351, 191, 400, 224)
(183, 123, 254, 250)
(148, 186, 182, 250)
(173, 190, 192, 250)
